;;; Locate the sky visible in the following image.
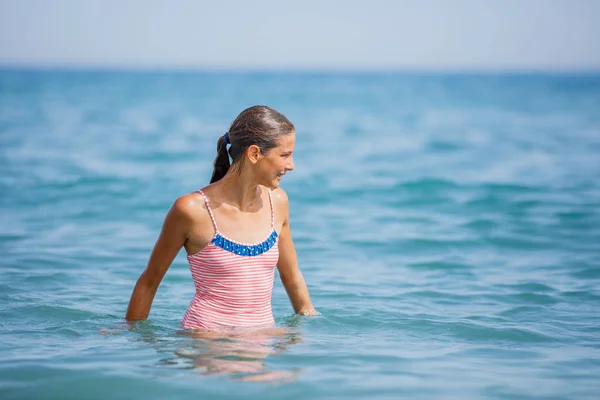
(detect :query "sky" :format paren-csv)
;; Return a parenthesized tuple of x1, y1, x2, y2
(1, 0, 599, 71)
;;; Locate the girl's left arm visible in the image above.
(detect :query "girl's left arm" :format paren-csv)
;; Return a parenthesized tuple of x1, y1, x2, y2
(274, 188, 319, 316)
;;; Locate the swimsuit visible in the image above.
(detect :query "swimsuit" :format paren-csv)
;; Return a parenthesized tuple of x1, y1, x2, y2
(181, 189, 279, 330)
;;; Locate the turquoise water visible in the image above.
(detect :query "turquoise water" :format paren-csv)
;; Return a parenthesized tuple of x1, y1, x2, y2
(1, 69, 600, 399)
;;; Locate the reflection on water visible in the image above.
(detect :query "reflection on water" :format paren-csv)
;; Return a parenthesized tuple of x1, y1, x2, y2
(176, 327, 302, 382)
(130, 317, 306, 383)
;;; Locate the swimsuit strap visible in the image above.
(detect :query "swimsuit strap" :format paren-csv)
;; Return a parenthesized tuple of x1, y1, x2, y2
(197, 190, 219, 233)
(267, 189, 275, 229)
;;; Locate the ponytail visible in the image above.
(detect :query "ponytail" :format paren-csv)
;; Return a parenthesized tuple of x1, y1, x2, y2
(210, 135, 230, 183)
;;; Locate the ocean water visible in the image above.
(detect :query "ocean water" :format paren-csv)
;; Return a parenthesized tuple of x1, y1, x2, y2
(1, 69, 599, 399)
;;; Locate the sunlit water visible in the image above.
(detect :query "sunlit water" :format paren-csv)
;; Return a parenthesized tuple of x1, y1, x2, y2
(1, 69, 599, 399)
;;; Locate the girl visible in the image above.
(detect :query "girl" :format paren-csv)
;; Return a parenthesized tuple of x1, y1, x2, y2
(126, 105, 318, 331)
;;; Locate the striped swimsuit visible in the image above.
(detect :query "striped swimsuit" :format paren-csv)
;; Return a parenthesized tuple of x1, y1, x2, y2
(181, 189, 279, 330)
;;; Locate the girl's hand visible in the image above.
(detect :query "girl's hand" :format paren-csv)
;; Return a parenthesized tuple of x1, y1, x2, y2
(298, 309, 321, 316)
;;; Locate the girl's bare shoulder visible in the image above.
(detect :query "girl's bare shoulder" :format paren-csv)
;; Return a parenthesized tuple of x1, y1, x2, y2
(171, 190, 210, 223)
(270, 187, 290, 216)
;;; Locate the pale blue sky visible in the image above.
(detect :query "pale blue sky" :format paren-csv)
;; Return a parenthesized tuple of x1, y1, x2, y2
(1, 0, 599, 70)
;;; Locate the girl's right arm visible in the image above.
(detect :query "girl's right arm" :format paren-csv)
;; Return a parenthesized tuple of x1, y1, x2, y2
(125, 197, 193, 321)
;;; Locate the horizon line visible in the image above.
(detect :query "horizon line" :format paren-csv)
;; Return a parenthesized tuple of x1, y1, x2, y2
(1, 62, 600, 75)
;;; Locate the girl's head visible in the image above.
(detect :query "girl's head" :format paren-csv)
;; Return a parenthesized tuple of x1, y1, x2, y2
(210, 105, 296, 188)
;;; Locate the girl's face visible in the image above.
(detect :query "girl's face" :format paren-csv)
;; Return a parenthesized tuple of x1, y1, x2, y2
(256, 132, 296, 189)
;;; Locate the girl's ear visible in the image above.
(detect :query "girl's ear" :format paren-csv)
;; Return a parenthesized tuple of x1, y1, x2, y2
(246, 144, 261, 164)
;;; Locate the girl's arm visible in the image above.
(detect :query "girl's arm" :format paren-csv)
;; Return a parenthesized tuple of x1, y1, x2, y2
(125, 197, 192, 321)
(274, 189, 319, 316)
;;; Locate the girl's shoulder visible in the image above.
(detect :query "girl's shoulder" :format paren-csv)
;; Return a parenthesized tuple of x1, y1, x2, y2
(170, 190, 211, 224)
(270, 187, 290, 216)
(271, 187, 288, 203)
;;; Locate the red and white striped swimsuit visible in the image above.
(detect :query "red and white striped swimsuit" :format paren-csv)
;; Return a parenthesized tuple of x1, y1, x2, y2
(181, 189, 279, 330)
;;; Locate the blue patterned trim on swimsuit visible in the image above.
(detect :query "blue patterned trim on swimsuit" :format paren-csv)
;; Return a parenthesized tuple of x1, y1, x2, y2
(212, 230, 278, 257)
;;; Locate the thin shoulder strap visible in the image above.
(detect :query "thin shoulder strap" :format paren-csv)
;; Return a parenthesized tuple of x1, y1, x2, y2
(267, 189, 275, 229)
(197, 190, 219, 233)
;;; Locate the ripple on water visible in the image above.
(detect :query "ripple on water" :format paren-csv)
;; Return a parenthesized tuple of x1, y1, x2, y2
(405, 260, 475, 271)
(446, 321, 557, 344)
(8, 305, 96, 323)
(488, 292, 560, 307)
(495, 282, 557, 293)
(496, 305, 551, 318)
(569, 266, 600, 280)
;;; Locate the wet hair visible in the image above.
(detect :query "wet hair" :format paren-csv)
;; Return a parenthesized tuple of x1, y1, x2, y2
(210, 105, 295, 183)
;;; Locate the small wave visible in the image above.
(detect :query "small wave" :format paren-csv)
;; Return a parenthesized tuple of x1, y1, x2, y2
(488, 292, 560, 307)
(446, 321, 557, 344)
(496, 305, 549, 318)
(495, 282, 557, 293)
(405, 261, 474, 271)
(569, 267, 600, 279)
(393, 177, 460, 191)
(10, 304, 95, 321)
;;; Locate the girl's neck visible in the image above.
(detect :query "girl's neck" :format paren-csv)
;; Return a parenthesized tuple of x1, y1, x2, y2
(218, 169, 262, 212)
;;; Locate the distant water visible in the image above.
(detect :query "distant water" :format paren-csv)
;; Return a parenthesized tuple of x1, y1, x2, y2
(1, 69, 599, 399)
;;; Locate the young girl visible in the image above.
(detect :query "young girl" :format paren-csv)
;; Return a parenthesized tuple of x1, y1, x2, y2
(126, 105, 318, 331)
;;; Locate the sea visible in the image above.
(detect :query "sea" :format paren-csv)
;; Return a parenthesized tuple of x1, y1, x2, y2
(1, 69, 599, 399)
